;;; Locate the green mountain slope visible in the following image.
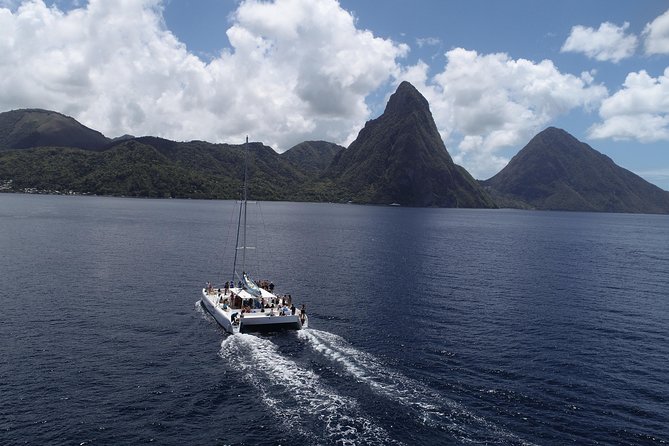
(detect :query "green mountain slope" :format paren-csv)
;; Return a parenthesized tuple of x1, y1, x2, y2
(0, 109, 109, 151)
(483, 127, 669, 213)
(281, 141, 344, 176)
(0, 138, 306, 199)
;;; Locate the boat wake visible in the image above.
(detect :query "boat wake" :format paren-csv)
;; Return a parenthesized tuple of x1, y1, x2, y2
(219, 334, 400, 446)
(194, 299, 205, 314)
(299, 329, 534, 445)
(194, 299, 213, 322)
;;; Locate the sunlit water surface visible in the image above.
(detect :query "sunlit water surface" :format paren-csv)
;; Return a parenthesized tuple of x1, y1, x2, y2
(1, 194, 667, 445)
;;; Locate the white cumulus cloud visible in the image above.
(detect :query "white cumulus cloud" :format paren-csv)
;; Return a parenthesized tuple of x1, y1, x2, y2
(561, 21, 638, 62)
(589, 68, 669, 142)
(643, 8, 669, 54)
(400, 48, 608, 179)
(0, 0, 407, 149)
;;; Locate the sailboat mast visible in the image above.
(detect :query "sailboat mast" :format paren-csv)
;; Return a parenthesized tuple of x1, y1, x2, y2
(242, 136, 249, 274)
(230, 136, 248, 285)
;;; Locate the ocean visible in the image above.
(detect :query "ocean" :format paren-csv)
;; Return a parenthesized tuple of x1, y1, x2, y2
(1, 194, 667, 445)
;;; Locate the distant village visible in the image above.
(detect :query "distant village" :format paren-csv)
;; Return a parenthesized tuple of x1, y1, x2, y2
(0, 179, 90, 196)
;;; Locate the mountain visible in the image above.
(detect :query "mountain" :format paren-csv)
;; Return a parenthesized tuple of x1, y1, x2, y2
(0, 136, 308, 199)
(0, 109, 110, 150)
(281, 141, 344, 176)
(483, 127, 669, 213)
(321, 81, 495, 207)
(133, 137, 309, 199)
(0, 107, 311, 199)
(4, 105, 667, 213)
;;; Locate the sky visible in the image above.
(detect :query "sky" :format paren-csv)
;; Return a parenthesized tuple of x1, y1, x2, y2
(1, 1, 668, 189)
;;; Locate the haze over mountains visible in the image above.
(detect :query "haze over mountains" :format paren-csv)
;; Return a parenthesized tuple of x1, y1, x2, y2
(1, 82, 668, 214)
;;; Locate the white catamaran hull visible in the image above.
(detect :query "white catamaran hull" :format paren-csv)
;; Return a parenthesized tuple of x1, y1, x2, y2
(201, 288, 306, 335)
(201, 289, 236, 333)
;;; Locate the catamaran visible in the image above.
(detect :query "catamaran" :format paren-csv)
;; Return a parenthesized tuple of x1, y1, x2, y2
(200, 137, 307, 334)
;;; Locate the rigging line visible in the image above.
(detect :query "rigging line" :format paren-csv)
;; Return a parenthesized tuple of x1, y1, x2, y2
(257, 200, 273, 278)
(246, 202, 260, 278)
(221, 197, 240, 284)
(255, 204, 263, 278)
(231, 191, 243, 285)
(231, 137, 247, 285)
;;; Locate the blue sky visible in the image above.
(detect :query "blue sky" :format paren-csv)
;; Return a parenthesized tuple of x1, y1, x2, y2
(1, 0, 668, 189)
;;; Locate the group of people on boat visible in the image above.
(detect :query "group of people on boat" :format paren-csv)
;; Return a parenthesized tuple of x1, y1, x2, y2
(240, 300, 296, 317)
(257, 279, 275, 292)
(205, 279, 307, 325)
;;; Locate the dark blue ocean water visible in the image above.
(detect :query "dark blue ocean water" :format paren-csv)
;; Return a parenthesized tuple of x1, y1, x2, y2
(1, 194, 668, 445)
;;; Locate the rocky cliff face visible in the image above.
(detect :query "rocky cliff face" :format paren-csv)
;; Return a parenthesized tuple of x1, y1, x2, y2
(325, 81, 496, 207)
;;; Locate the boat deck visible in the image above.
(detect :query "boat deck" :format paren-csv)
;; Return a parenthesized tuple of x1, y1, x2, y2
(203, 285, 307, 332)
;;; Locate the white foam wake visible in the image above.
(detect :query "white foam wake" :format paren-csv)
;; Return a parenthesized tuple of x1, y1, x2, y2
(219, 334, 401, 446)
(299, 329, 534, 445)
(194, 300, 207, 317)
